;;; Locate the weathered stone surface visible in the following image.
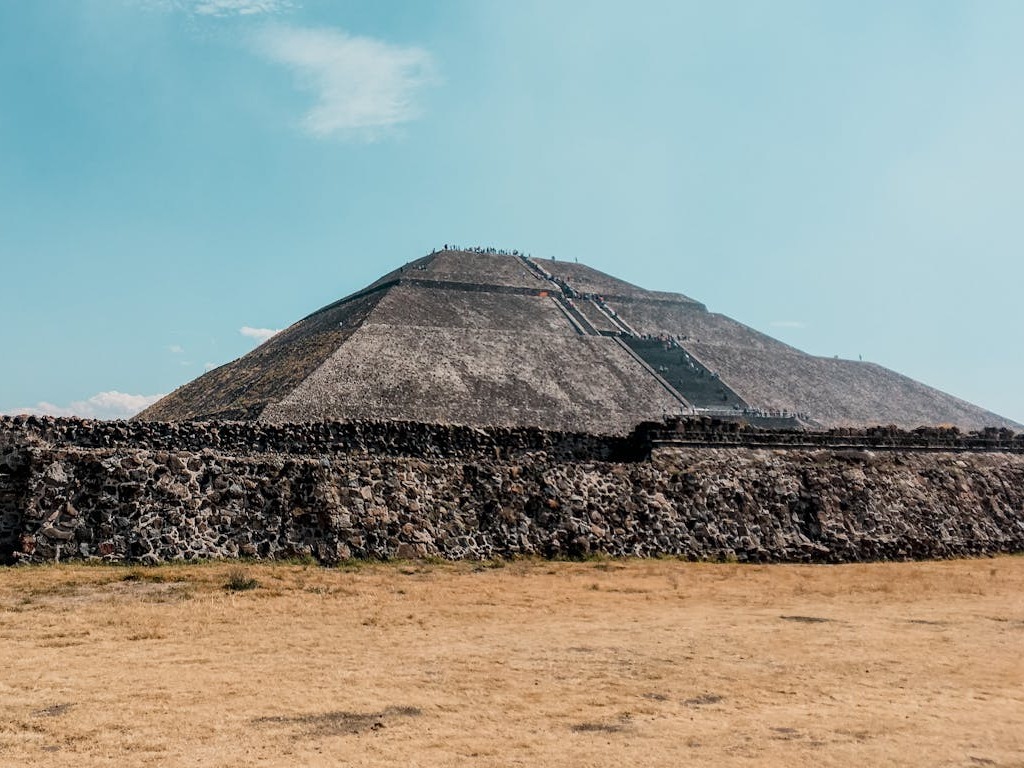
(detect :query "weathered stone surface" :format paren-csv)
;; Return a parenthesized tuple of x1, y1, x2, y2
(132, 249, 1021, 432)
(1, 416, 1022, 565)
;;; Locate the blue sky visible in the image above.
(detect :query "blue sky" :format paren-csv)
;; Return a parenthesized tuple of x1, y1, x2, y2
(1, 0, 1022, 423)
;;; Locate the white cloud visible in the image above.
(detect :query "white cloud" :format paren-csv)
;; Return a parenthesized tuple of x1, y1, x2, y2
(4, 392, 165, 420)
(204, 362, 219, 371)
(133, 0, 292, 16)
(169, 344, 185, 354)
(193, 0, 292, 16)
(770, 320, 806, 329)
(255, 25, 438, 140)
(240, 326, 280, 343)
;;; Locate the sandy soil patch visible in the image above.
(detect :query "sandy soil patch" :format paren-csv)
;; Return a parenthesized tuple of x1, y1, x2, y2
(1, 557, 1022, 767)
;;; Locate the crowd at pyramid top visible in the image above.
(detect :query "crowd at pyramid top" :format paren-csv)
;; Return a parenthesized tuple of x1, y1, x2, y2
(437, 244, 534, 258)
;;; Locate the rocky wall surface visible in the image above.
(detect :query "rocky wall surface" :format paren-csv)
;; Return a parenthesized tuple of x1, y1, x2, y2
(4, 415, 1021, 459)
(0, 415, 629, 461)
(5, 439, 1024, 565)
(0, 428, 30, 562)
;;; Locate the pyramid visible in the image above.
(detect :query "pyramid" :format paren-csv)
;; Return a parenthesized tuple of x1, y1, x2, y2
(136, 249, 1020, 433)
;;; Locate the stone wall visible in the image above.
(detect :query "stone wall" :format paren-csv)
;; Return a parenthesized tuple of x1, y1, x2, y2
(0, 416, 630, 461)
(2, 416, 1023, 565)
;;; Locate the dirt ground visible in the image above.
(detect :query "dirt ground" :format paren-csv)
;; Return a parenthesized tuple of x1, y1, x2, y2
(1, 557, 1021, 767)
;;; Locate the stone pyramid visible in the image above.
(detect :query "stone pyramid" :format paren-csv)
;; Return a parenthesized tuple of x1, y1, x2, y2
(136, 248, 1019, 433)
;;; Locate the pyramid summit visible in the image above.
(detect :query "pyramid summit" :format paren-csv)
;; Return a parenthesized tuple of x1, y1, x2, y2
(137, 248, 1019, 433)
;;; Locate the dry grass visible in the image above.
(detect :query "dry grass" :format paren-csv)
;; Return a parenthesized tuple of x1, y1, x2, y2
(1, 557, 1022, 767)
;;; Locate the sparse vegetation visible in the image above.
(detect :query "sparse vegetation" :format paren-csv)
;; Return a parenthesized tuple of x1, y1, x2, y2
(570, 721, 626, 733)
(0, 558, 1021, 767)
(122, 568, 165, 583)
(223, 568, 259, 592)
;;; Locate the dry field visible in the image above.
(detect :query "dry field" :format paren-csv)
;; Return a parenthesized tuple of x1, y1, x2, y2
(1, 557, 1022, 767)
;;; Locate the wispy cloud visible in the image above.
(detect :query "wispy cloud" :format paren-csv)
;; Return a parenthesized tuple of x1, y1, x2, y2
(134, 0, 293, 16)
(193, 0, 292, 16)
(240, 326, 280, 343)
(169, 344, 185, 354)
(3, 392, 165, 420)
(254, 25, 438, 140)
(770, 320, 806, 329)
